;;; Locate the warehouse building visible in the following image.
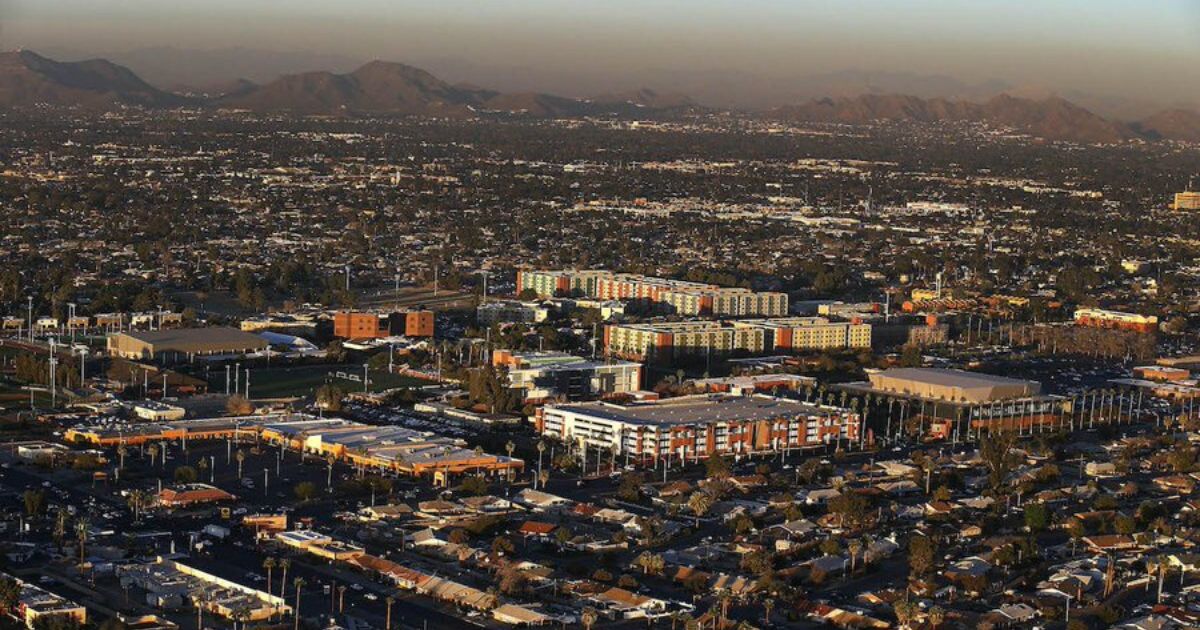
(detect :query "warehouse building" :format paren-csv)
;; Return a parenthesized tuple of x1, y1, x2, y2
(107, 328, 268, 362)
(538, 394, 862, 462)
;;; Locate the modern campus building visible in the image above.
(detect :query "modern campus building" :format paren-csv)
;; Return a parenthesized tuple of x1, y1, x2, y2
(537, 393, 862, 461)
(517, 269, 787, 317)
(604, 317, 871, 362)
(107, 328, 268, 362)
(492, 350, 642, 402)
(837, 367, 1068, 439)
(333, 309, 435, 339)
(1073, 308, 1158, 333)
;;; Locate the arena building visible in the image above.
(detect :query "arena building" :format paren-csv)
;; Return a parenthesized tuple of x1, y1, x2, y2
(107, 328, 268, 362)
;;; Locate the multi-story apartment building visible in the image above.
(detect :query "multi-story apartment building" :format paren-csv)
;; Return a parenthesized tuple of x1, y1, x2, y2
(735, 317, 872, 351)
(604, 317, 870, 361)
(537, 394, 862, 461)
(604, 321, 767, 361)
(516, 269, 788, 317)
(662, 287, 788, 317)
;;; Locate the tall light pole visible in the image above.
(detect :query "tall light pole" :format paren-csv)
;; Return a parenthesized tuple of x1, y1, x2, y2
(26, 296, 33, 342)
(48, 337, 57, 409)
(362, 363, 369, 393)
(77, 348, 86, 386)
(67, 303, 76, 343)
(345, 265, 351, 292)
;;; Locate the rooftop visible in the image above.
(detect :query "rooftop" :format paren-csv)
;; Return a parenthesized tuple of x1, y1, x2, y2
(547, 393, 842, 426)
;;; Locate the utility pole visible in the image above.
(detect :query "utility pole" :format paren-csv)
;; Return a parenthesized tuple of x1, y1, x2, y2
(245, 369, 251, 400)
(67, 303, 76, 343)
(27, 296, 33, 343)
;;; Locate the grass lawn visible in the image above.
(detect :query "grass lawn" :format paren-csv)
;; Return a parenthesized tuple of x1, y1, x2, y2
(205, 364, 426, 399)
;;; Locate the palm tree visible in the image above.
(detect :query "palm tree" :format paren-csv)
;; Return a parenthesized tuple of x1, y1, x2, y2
(763, 597, 775, 626)
(929, 605, 945, 630)
(581, 607, 598, 630)
(75, 518, 89, 567)
(292, 578, 306, 630)
(385, 596, 394, 630)
(536, 441, 547, 488)
(263, 557, 276, 598)
(53, 510, 68, 547)
(848, 539, 863, 573)
(236, 449, 246, 479)
(147, 443, 160, 468)
(117, 444, 128, 471)
(279, 558, 291, 599)
(197, 457, 209, 480)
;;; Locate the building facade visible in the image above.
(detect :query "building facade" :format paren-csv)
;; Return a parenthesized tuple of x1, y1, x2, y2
(1074, 308, 1158, 333)
(538, 394, 862, 461)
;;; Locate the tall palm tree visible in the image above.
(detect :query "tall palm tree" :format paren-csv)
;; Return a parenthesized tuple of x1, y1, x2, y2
(293, 577, 306, 630)
(929, 605, 945, 630)
(236, 449, 246, 479)
(385, 596, 394, 630)
(147, 443, 160, 468)
(763, 597, 775, 626)
(263, 557, 276, 598)
(75, 518, 89, 567)
(279, 558, 291, 599)
(117, 444, 128, 471)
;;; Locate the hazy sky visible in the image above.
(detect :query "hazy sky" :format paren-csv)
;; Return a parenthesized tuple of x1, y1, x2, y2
(3, 0, 1199, 107)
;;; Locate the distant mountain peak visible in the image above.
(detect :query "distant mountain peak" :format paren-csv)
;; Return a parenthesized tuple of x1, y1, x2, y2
(771, 92, 1140, 143)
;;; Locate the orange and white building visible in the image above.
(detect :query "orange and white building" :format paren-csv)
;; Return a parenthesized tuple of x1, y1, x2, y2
(1074, 308, 1158, 333)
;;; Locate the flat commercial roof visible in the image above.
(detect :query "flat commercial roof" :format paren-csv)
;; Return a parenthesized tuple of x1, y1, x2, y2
(852, 368, 1042, 403)
(548, 394, 837, 426)
(113, 327, 268, 353)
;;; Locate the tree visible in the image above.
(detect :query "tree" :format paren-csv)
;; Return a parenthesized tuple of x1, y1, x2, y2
(617, 472, 645, 502)
(316, 384, 346, 411)
(909, 535, 935, 580)
(1024, 503, 1050, 532)
(263, 557, 276, 598)
(581, 608, 598, 630)
(174, 465, 198, 484)
(226, 394, 253, 415)
(293, 578, 306, 630)
(23, 490, 45, 517)
(848, 539, 863, 573)
(491, 536, 515, 555)
(0, 577, 21, 611)
(705, 456, 732, 480)
(279, 558, 291, 599)
(980, 431, 1020, 493)
(460, 475, 488, 496)
(828, 491, 870, 529)
(635, 552, 665, 575)
(236, 449, 246, 479)
(294, 481, 317, 502)
(688, 491, 713, 526)
(928, 605, 946, 630)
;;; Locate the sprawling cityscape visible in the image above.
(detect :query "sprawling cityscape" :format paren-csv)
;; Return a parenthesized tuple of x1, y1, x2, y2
(1, 2, 1200, 630)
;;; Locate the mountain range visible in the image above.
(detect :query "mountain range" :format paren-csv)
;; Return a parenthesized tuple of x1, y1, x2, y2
(2, 49, 1198, 145)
